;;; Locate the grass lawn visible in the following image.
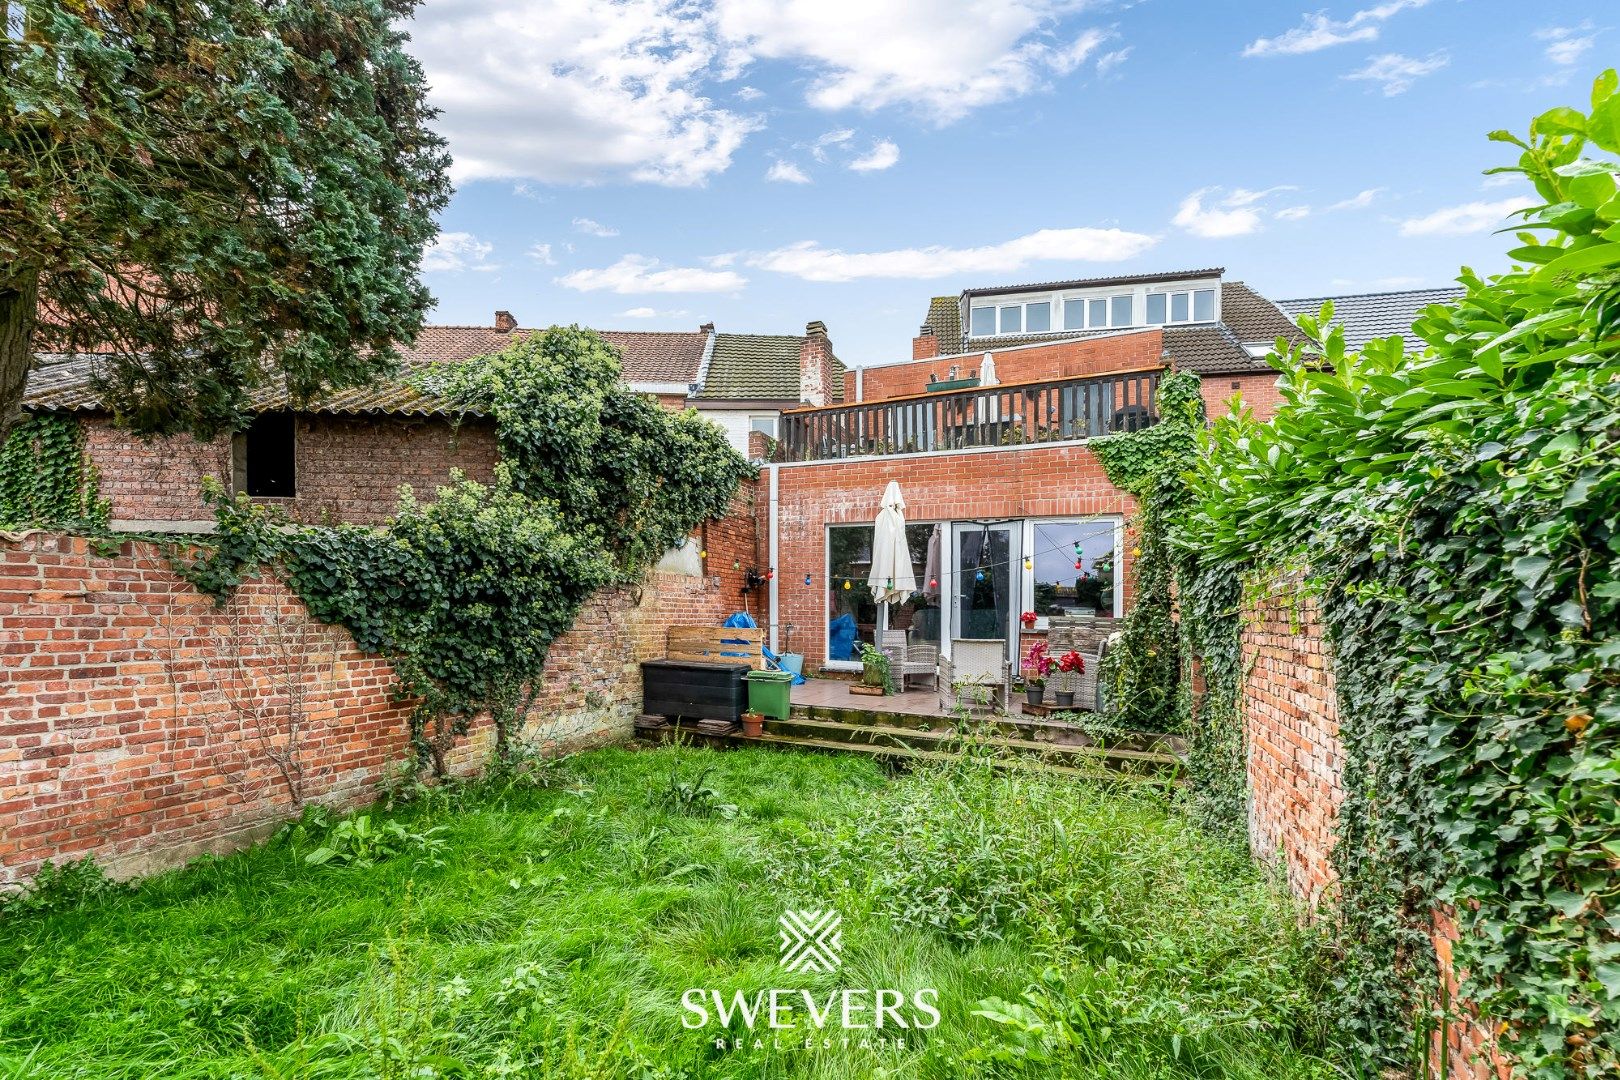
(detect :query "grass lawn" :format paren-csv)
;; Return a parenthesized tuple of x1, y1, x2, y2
(0, 744, 1339, 1079)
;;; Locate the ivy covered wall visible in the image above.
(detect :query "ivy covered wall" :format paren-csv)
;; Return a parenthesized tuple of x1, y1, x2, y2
(0, 414, 107, 530)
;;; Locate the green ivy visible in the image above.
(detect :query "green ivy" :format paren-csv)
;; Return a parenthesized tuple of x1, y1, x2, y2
(0, 414, 108, 530)
(1178, 73, 1620, 1074)
(182, 327, 753, 770)
(1093, 369, 1204, 733)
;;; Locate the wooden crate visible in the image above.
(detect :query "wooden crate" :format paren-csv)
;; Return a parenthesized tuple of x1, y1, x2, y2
(665, 626, 765, 669)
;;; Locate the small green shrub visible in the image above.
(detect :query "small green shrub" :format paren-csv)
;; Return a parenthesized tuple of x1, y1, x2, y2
(0, 857, 122, 919)
(280, 806, 447, 870)
(655, 762, 737, 818)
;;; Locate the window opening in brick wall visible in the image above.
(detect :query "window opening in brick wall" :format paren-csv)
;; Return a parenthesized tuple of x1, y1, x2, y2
(233, 412, 297, 497)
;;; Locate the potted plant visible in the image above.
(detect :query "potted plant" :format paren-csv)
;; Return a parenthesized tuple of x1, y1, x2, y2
(741, 711, 765, 738)
(1020, 641, 1053, 706)
(1019, 610, 1039, 631)
(856, 641, 893, 695)
(1054, 650, 1086, 707)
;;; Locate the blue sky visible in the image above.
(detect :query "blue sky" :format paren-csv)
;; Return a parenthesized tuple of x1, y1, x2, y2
(406, 0, 1606, 368)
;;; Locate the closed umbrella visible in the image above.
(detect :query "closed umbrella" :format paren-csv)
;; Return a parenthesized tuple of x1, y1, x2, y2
(868, 481, 917, 604)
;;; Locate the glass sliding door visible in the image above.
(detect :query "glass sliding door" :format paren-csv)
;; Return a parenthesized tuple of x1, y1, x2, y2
(949, 522, 1021, 666)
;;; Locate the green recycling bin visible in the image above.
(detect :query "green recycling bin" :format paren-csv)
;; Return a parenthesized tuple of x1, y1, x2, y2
(744, 669, 795, 720)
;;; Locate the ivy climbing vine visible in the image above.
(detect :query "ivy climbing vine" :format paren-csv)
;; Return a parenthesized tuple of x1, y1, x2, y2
(182, 327, 754, 771)
(1177, 74, 1620, 1074)
(1091, 368, 1204, 733)
(0, 414, 108, 530)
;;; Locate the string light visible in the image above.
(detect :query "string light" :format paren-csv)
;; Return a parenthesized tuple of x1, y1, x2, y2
(1023, 556, 1033, 570)
(699, 548, 707, 559)
(843, 580, 852, 590)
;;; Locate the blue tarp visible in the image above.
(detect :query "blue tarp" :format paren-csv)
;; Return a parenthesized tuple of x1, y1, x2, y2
(723, 612, 805, 684)
(828, 612, 858, 662)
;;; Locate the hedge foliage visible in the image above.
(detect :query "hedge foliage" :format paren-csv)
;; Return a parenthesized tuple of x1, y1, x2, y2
(1179, 73, 1620, 1073)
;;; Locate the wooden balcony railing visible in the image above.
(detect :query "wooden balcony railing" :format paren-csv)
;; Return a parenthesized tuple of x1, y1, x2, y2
(772, 370, 1160, 463)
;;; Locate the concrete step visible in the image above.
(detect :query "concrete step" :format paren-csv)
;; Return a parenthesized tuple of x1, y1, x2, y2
(764, 715, 1178, 776)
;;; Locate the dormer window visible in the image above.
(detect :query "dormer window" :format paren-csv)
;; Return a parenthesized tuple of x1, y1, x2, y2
(1147, 287, 1217, 325)
(967, 275, 1220, 339)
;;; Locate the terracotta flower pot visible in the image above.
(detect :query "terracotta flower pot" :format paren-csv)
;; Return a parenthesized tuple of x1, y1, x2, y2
(741, 712, 764, 738)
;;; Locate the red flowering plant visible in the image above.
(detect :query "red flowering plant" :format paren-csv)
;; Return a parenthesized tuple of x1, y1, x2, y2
(1057, 650, 1086, 674)
(1019, 610, 1038, 629)
(1021, 641, 1054, 688)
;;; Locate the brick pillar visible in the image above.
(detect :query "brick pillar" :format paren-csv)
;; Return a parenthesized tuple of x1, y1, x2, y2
(912, 326, 938, 360)
(799, 320, 836, 406)
(494, 310, 517, 333)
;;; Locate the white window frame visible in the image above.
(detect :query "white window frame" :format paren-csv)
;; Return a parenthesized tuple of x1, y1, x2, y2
(748, 414, 778, 438)
(1019, 515, 1126, 626)
(968, 280, 1219, 338)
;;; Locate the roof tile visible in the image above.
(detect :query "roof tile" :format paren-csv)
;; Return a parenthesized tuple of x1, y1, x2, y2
(1275, 287, 1465, 351)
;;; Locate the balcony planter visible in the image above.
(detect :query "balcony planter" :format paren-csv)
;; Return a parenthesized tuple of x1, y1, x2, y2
(925, 377, 980, 393)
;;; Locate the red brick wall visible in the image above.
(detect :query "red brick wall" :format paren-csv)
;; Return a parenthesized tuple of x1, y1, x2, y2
(1237, 570, 1510, 1078)
(84, 414, 500, 528)
(0, 481, 759, 888)
(1241, 573, 1342, 907)
(912, 332, 939, 361)
(1199, 371, 1284, 422)
(851, 330, 1164, 403)
(768, 446, 1136, 668)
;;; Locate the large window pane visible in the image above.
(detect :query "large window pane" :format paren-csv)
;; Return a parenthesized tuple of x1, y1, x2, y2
(1025, 301, 1051, 332)
(1088, 298, 1107, 327)
(970, 306, 996, 337)
(1030, 520, 1117, 618)
(1193, 288, 1215, 321)
(827, 525, 876, 661)
(1146, 293, 1167, 324)
(999, 305, 1023, 333)
(826, 523, 940, 661)
(1063, 299, 1085, 330)
(1170, 292, 1189, 322)
(1111, 295, 1133, 327)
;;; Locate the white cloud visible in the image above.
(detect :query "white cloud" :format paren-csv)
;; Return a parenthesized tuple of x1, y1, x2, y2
(766, 159, 812, 183)
(1275, 205, 1312, 221)
(1243, 0, 1430, 57)
(1328, 187, 1383, 210)
(849, 139, 901, 172)
(1344, 52, 1448, 96)
(1536, 25, 1596, 67)
(616, 306, 689, 318)
(511, 182, 550, 202)
(528, 242, 556, 265)
(422, 232, 499, 272)
(1398, 197, 1525, 237)
(714, 2, 1122, 121)
(1172, 187, 1293, 238)
(572, 217, 620, 237)
(809, 128, 855, 163)
(412, 0, 757, 187)
(558, 254, 747, 293)
(1096, 47, 1132, 78)
(749, 227, 1157, 283)
(414, 0, 1121, 187)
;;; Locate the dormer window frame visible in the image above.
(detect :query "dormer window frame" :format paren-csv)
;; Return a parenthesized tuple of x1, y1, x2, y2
(967, 277, 1221, 340)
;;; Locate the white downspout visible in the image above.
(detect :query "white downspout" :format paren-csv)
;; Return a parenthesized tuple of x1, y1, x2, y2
(768, 464, 780, 653)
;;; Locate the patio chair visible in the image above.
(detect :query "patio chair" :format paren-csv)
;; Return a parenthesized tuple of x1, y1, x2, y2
(881, 630, 939, 692)
(938, 638, 1009, 714)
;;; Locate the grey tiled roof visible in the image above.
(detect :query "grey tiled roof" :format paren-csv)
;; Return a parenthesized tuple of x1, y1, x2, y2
(1275, 287, 1465, 351)
(24, 324, 713, 416)
(920, 296, 960, 353)
(696, 332, 846, 402)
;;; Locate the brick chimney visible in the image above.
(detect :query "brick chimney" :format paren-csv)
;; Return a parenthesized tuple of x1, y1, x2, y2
(799, 320, 836, 406)
(699, 321, 715, 333)
(494, 310, 517, 333)
(912, 323, 938, 361)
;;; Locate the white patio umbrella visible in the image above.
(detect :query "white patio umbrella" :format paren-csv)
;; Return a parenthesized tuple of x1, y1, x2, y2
(868, 480, 918, 604)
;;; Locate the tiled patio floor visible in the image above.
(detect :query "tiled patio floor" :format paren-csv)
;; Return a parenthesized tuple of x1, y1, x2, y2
(791, 676, 957, 718)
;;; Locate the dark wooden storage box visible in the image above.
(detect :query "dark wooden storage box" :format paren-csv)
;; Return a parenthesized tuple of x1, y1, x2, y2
(641, 660, 748, 723)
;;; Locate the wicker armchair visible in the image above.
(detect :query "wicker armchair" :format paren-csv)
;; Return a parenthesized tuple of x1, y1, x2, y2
(938, 638, 1009, 714)
(881, 630, 939, 691)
